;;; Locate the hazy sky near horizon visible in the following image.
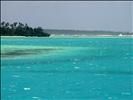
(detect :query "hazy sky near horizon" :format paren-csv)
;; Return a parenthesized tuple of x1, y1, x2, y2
(1, 1, 133, 32)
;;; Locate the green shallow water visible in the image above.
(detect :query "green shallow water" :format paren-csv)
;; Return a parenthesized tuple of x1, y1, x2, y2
(1, 37, 133, 100)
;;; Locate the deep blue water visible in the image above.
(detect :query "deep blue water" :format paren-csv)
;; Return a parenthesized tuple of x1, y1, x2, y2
(1, 37, 133, 100)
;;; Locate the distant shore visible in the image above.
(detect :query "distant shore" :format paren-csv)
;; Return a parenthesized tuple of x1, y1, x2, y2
(1, 35, 133, 38)
(50, 34, 133, 38)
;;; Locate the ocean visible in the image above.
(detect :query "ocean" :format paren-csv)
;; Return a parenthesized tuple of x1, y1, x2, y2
(1, 37, 133, 100)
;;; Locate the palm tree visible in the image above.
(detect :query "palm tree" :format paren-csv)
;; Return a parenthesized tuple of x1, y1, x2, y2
(18, 22, 24, 28)
(1, 21, 5, 27)
(5, 22, 9, 28)
(13, 22, 18, 28)
(10, 24, 14, 29)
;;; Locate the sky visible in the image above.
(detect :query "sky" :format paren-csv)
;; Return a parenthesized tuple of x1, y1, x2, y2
(1, 1, 133, 32)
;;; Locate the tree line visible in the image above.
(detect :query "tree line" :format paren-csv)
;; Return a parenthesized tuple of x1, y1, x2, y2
(0, 21, 50, 37)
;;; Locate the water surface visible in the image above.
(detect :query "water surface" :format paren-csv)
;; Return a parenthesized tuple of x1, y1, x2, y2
(1, 37, 133, 100)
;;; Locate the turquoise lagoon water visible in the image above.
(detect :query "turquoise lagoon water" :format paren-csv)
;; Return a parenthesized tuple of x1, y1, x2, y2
(1, 37, 133, 100)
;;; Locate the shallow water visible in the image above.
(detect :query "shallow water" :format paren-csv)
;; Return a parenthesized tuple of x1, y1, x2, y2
(1, 37, 133, 100)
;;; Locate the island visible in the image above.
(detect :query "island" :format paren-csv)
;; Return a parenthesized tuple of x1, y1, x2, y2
(0, 21, 50, 37)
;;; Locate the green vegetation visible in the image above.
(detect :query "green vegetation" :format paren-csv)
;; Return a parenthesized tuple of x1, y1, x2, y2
(0, 21, 50, 37)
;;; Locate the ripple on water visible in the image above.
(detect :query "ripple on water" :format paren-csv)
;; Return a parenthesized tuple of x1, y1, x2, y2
(74, 58, 79, 61)
(65, 90, 71, 94)
(32, 97, 40, 100)
(24, 87, 31, 91)
(89, 63, 93, 66)
(108, 96, 113, 100)
(26, 66, 31, 69)
(16, 66, 21, 69)
(74, 66, 80, 69)
(72, 62, 77, 64)
(12, 75, 20, 78)
(9, 84, 16, 88)
(121, 92, 131, 96)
